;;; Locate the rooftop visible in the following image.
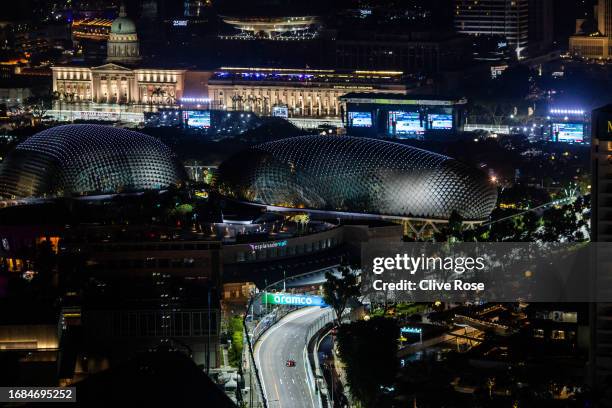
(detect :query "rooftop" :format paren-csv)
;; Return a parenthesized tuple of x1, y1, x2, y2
(75, 351, 236, 407)
(340, 92, 467, 105)
(210, 68, 406, 86)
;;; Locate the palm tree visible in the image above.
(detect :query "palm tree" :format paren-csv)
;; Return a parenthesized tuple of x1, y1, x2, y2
(246, 95, 262, 112)
(151, 87, 166, 105)
(165, 93, 176, 106)
(25, 95, 52, 124)
(231, 94, 244, 110)
(52, 91, 62, 112)
(487, 377, 495, 398)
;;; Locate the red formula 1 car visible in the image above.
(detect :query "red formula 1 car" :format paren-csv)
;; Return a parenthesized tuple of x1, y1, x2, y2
(286, 359, 296, 367)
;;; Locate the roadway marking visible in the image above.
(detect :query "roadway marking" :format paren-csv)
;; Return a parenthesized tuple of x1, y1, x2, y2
(273, 380, 283, 408)
(254, 307, 320, 407)
(303, 344, 317, 408)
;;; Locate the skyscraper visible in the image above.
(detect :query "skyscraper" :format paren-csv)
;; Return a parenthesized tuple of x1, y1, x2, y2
(590, 105, 612, 404)
(184, 0, 209, 17)
(599, 0, 612, 35)
(570, 0, 612, 59)
(454, 0, 529, 58)
(528, 0, 554, 54)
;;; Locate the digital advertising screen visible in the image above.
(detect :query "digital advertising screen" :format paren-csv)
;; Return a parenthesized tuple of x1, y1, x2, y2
(388, 111, 425, 135)
(551, 122, 584, 143)
(428, 113, 453, 130)
(272, 105, 289, 118)
(184, 110, 211, 128)
(348, 111, 373, 128)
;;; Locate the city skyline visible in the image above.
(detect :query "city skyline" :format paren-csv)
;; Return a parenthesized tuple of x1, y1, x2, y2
(0, 1, 609, 407)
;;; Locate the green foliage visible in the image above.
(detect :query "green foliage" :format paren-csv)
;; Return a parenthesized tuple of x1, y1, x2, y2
(336, 317, 399, 407)
(175, 203, 193, 215)
(394, 302, 427, 317)
(434, 210, 464, 242)
(322, 263, 361, 324)
(228, 315, 243, 332)
(496, 198, 588, 242)
(227, 316, 244, 367)
(463, 195, 590, 243)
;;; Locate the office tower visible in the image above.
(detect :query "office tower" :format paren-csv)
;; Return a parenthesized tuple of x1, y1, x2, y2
(454, 0, 529, 58)
(590, 105, 612, 404)
(184, 0, 209, 17)
(570, 0, 612, 59)
(599, 0, 612, 34)
(528, 0, 554, 54)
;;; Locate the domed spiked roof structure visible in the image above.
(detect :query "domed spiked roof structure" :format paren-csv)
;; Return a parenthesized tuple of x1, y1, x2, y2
(216, 136, 497, 221)
(0, 125, 185, 199)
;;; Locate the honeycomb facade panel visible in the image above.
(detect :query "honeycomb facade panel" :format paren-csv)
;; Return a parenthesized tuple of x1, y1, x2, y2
(0, 124, 185, 198)
(216, 136, 498, 221)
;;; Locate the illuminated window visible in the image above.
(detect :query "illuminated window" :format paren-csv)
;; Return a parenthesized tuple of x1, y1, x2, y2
(552, 330, 566, 340)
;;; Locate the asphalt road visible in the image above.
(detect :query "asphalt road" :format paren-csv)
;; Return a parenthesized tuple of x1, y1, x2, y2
(255, 307, 327, 408)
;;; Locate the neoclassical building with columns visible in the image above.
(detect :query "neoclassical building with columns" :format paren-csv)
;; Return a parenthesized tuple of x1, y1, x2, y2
(51, 8, 407, 119)
(207, 67, 407, 117)
(52, 64, 188, 105)
(52, 6, 189, 107)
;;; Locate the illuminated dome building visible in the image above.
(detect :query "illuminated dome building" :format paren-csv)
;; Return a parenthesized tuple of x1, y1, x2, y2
(216, 136, 497, 222)
(219, 0, 321, 39)
(0, 125, 185, 199)
(106, 4, 140, 64)
(220, 15, 320, 39)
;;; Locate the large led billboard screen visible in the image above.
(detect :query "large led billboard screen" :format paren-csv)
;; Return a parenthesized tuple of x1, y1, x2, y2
(348, 111, 373, 127)
(428, 113, 453, 130)
(551, 122, 584, 143)
(388, 111, 425, 135)
(272, 105, 289, 118)
(184, 111, 211, 128)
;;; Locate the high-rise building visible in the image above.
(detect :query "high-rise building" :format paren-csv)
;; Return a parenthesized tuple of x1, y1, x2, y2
(591, 108, 612, 242)
(599, 0, 612, 34)
(528, 0, 554, 54)
(454, 0, 529, 58)
(570, 0, 612, 59)
(590, 105, 612, 404)
(184, 0, 209, 17)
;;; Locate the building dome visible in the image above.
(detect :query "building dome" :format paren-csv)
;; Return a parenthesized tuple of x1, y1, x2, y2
(110, 7, 137, 35)
(0, 125, 185, 199)
(107, 5, 140, 64)
(216, 136, 498, 221)
(110, 16, 137, 35)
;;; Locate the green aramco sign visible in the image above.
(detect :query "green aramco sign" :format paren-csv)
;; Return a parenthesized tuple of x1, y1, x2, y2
(263, 293, 327, 307)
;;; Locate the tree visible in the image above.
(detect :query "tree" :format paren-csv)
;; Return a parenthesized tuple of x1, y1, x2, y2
(434, 210, 464, 242)
(336, 317, 399, 407)
(165, 93, 176, 105)
(287, 213, 309, 234)
(231, 94, 245, 110)
(51, 90, 63, 113)
(323, 263, 360, 325)
(150, 87, 166, 105)
(519, 211, 541, 241)
(25, 95, 52, 124)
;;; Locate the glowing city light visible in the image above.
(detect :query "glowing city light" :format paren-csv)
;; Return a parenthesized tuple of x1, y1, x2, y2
(549, 108, 585, 115)
(180, 97, 210, 103)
